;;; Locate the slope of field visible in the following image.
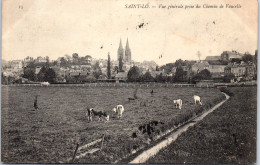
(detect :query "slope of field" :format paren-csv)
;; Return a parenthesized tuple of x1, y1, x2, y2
(1, 86, 224, 163)
(147, 87, 256, 164)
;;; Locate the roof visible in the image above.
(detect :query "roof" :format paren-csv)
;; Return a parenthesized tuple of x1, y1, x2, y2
(205, 56, 221, 61)
(192, 61, 210, 67)
(222, 51, 243, 58)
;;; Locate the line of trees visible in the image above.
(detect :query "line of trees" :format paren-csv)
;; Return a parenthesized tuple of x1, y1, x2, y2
(126, 65, 212, 83)
(22, 62, 56, 83)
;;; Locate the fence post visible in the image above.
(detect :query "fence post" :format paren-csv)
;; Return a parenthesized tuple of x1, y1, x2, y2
(71, 143, 79, 163)
(100, 134, 105, 151)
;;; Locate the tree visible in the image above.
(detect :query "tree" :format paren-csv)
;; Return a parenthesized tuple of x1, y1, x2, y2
(141, 71, 154, 82)
(174, 59, 185, 67)
(37, 66, 47, 82)
(127, 66, 141, 82)
(23, 62, 36, 81)
(60, 57, 68, 67)
(45, 56, 50, 67)
(72, 53, 79, 64)
(192, 69, 212, 82)
(242, 53, 253, 63)
(92, 62, 102, 79)
(45, 68, 56, 83)
(230, 58, 242, 63)
(155, 73, 166, 82)
(155, 66, 160, 71)
(23, 68, 36, 81)
(160, 63, 174, 74)
(198, 69, 211, 79)
(119, 56, 124, 72)
(36, 66, 56, 83)
(174, 65, 184, 82)
(107, 53, 111, 79)
(223, 73, 235, 83)
(114, 66, 119, 74)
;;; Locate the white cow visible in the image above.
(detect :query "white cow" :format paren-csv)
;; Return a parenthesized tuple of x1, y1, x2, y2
(112, 105, 125, 118)
(41, 82, 50, 86)
(193, 95, 202, 105)
(173, 99, 182, 109)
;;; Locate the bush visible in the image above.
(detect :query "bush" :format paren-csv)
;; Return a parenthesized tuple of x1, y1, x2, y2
(219, 87, 234, 96)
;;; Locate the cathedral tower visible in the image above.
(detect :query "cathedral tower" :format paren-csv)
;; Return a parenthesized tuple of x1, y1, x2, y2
(117, 39, 124, 61)
(125, 38, 131, 62)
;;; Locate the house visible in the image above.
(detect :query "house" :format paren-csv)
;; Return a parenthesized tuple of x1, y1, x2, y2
(191, 61, 210, 73)
(221, 51, 243, 61)
(115, 72, 127, 82)
(245, 65, 255, 79)
(150, 71, 163, 78)
(207, 65, 226, 78)
(36, 56, 48, 63)
(35, 66, 42, 74)
(9, 60, 23, 70)
(23, 56, 34, 66)
(85, 55, 92, 64)
(224, 64, 246, 77)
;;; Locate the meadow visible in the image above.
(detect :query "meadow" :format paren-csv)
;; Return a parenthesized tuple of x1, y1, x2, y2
(1, 85, 225, 163)
(147, 87, 256, 164)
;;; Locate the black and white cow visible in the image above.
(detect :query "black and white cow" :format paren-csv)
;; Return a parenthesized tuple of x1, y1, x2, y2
(87, 108, 109, 121)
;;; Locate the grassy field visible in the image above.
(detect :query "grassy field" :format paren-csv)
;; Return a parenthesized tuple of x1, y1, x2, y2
(1, 85, 225, 163)
(147, 87, 256, 164)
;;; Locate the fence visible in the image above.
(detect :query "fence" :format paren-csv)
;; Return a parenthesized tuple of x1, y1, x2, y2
(3, 81, 257, 88)
(5, 83, 197, 88)
(63, 134, 105, 163)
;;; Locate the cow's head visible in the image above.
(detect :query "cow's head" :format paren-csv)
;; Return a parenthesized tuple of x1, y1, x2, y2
(105, 115, 110, 121)
(173, 100, 177, 104)
(112, 107, 117, 113)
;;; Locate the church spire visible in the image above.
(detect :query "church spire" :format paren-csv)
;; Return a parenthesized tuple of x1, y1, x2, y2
(118, 38, 124, 61)
(126, 38, 129, 50)
(119, 38, 123, 49)
(125, 38, 131, 62)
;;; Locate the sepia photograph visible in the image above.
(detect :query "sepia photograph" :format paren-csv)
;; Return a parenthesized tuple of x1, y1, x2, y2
(1, 0, 257, 164)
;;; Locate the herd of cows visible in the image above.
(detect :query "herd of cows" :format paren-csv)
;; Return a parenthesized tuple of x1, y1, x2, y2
(85, 95, 203, 122)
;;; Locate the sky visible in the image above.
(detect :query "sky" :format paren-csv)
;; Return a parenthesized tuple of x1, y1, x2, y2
(2, 0, 258, 65)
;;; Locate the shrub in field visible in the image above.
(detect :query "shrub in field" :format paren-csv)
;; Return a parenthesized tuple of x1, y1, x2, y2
(219, 87, 234, 96)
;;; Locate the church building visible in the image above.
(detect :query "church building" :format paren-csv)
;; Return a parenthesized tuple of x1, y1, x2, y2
(117, 38, 131, 63)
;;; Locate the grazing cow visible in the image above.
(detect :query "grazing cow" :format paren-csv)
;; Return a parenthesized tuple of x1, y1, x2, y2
(112, 105, 125, 118)
(87, 108, 109, 121)
(193, 95, 202, 105)
(173, 99, 182, 109)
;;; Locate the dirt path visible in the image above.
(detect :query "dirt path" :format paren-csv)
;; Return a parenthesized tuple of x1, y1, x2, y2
(129, 92, 230, 164)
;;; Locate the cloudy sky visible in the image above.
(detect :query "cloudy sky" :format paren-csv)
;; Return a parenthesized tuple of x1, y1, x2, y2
(2, 0, 258, 65)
